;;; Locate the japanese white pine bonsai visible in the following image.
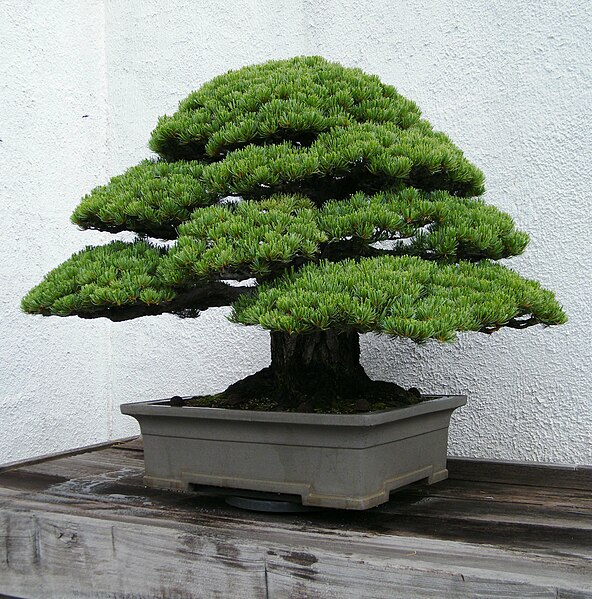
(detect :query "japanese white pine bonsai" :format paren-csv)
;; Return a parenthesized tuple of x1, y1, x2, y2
(23, 56, 566, 413)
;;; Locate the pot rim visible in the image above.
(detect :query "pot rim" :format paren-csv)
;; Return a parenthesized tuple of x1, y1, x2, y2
(121, 394, 467, 427)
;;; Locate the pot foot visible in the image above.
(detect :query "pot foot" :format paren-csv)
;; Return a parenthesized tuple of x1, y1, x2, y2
(225, 495, 320, 513)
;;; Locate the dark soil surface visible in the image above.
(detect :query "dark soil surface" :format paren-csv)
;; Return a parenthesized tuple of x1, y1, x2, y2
(179, 367, 427, 414)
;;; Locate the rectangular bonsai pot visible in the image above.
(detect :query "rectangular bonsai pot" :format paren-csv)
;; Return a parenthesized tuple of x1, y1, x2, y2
(121, 395, 466, 510)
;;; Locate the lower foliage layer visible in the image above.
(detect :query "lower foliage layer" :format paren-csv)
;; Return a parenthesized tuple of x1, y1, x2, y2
(21, 241, 176, 316)
(231, 255, 567, 340)
(22, 239, 566, 344)
(161, 190, 529, 285)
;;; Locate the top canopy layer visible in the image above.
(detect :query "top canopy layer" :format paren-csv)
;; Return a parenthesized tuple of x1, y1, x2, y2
(149, 55, 423, 161)
(72, 57, 486, 238)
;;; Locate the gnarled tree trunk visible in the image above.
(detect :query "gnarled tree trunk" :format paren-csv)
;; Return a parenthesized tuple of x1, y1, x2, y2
(221, 329, 411, 412)
(269, 330, 370, 409)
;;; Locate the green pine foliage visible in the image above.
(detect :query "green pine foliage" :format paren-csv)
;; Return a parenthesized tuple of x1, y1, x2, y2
(21, 241, 174, 316)
(158, 188, 529, 286)
(159, 195, 324, 284)
(200, 121, 485, 198)
(71, 160, 213, 238)
(149, 55, 422, 160)
(23, 56, 566, 339)
(72, 122, 484, 237)
(319, 189, 529, 260)
(231, 256, 567, 339)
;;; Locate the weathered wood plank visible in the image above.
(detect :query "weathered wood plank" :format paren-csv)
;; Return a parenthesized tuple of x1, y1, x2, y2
(0, 437, 137, 474)
(265, 551, 564, 599)
(2, 477, 590, 576)
(1, 439, 591, 598)
(4, 458, 588, 559)
(14, 451, 145, 480)
(1, 499, 591, 599)
(380, 492, 592, 533)
(408, 478, 592, 510)
(0, 469, 69, 493)
(112, 437, 144, 452)
(448, 457, 592, 490)
(0, 508, 267, 599)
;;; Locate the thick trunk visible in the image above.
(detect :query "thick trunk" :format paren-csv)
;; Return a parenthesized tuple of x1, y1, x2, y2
(218, 329, 413, 412)
(269, 330, 371, 410)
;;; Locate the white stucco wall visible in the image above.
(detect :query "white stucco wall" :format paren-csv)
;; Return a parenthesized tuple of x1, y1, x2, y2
(1, 0, 590, 465)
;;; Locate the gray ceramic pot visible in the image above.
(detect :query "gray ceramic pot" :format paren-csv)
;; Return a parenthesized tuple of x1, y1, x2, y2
(121, 395, 466, 510)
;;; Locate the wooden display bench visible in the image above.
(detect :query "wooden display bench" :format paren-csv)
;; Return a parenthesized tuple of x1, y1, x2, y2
(1, 437, 591, 598)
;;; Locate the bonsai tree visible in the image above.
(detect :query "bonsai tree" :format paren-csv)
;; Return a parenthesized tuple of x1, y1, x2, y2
(22, 56, 566, 413)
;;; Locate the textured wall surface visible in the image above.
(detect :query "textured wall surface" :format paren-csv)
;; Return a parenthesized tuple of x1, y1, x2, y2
(1, 1, 113, 463)
(1, 0, 590, 464)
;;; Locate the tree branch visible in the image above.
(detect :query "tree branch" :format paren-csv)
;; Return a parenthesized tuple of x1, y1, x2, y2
(76, 221, 180, 241)
(76, 282, 253, 322)
(479, 316, 541, 335)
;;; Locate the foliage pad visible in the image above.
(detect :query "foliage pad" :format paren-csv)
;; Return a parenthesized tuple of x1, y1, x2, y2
(149, 55, 423, 160)
(231, 256, 566, 340)
(22, 241, 174, 316)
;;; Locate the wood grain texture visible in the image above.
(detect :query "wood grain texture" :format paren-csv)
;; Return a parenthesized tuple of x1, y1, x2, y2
(0, 437, 138, 474)
(448, 457, 592, 491)
(0, 438, 591, 598)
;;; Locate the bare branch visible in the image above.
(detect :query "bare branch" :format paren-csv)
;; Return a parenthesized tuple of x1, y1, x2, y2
(480, 316, 540, 335)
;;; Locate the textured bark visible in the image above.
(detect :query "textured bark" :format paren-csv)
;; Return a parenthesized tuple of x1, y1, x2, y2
(269, 330, 371, 409)
(215, 330, 413, 412)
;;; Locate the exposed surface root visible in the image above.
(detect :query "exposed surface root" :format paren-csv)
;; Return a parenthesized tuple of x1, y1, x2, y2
(183, 367, 424, 414)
